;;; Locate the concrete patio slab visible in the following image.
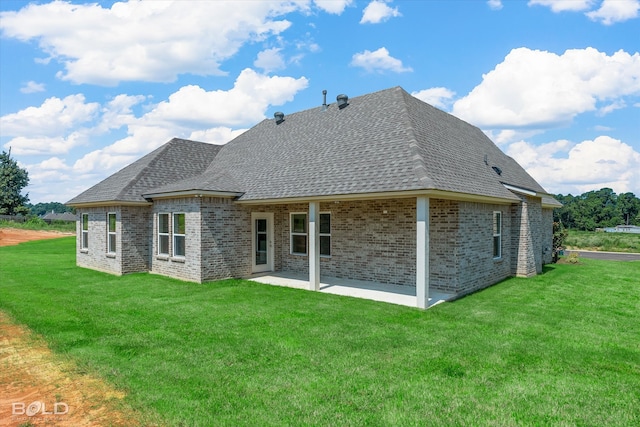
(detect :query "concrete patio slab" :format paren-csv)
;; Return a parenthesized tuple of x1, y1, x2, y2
(247, 271, 454, 308)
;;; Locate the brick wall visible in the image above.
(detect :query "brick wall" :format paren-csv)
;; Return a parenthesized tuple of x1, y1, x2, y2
(510, 195, 543, 277)
(541, 208, 554, 265)
(150, 198, 203, 282)
(76, 206, 123, 275)
(456, 202, 513, 295)
(120, 206, 151, 274)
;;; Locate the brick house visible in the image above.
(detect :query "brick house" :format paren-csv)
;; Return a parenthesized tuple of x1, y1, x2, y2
(66, 87, 561, 308)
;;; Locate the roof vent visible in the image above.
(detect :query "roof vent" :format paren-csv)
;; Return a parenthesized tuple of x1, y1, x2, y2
(492, 166, 502, 176)
(322, 90, 328, 111)
(337, 94, 349, 109)
(274, 111, 285, 124)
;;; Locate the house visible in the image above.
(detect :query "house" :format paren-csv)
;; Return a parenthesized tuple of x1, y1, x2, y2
(66, 86, 561, 308)
(42, 211, 76, 223)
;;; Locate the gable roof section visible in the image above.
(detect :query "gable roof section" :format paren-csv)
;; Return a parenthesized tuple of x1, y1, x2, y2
(150, 87, 550, 203)
(66, 138, 223, 206)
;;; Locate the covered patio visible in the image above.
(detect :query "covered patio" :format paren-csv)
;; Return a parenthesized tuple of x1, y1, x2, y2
(248, 271, 454, 308)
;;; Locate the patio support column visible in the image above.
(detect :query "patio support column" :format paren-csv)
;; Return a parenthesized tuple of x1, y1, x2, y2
(309, 201, 320, 291)
(416, 196, 430, 309)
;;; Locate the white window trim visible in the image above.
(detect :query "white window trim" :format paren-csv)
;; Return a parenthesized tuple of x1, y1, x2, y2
(493, 211, 502, 259)
(320, 212, 331, 258)
(290, 212, 308, 256)
(158, 213, 170, 256)
(107, 212, 116, 254)
(172, 212, 186, 258)
(81, 213, 89, 250)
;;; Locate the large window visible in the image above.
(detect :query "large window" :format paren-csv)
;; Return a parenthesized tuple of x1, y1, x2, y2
(173, 213, 186, 257)
(493, 211, 502, 259)
(290, 213, 307, 255)
(320, 213, 331, 257)
(81, 213, 89, 249)
(158, 213, 170, 256)
(107, 213, 116, 253)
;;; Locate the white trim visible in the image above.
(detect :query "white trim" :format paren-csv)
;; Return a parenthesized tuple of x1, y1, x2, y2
(236, 189, 518, 205)
(319, 212, 331, 257)
(290, 212, 308, 256)
(157, 213, 170, 256)
(502, 183, 537, 196)
(416, 197, 430, 309)
(81, 213, 89, 250)
(107, 212, 116, 254)
(172, 212, 186, 258)
(251, 212, 274, 273)
(493, 211, 502, 259)
(143, 190, 243, 200)
(309, 202, 320, 291)
(68, 200, 152, 208)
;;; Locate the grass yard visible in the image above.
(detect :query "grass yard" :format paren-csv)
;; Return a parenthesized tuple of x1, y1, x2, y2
(1, 237, 639, 426)
(565, 229, 640, 252)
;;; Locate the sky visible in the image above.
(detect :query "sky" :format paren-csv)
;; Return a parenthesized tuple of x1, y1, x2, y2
(1, 0, 639, 205)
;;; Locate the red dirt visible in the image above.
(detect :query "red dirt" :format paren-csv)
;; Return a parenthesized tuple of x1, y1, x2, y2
(0, 229, 146, 426)
(0, 228, 74, 247)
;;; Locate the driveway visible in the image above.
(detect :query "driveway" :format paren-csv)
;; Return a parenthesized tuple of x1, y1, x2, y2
(565, 250, 640, 261)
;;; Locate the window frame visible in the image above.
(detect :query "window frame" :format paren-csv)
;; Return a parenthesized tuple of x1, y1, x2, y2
(493, 211, 502, 259)
(158, 213, 170, 256)
(290, 212, 308, 255)
(319, 212, 331, 257)
(81, 213, 89, 250)
(173, 212, 186, 258)
(107, 212, 116, 254)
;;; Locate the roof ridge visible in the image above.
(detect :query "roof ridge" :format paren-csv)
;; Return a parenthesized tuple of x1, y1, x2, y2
(397, 88, 435, 189)
(114, 138, 181, 200)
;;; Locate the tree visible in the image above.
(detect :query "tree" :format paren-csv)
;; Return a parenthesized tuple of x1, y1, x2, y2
(0, 149, 30, 215)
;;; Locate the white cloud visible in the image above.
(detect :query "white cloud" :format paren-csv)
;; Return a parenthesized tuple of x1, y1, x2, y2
(360, 1, 401, 24)
(350, 47, 413, 73)
(586, 0, 640, 25)
(0, 94, 100, 154)
(506, 136, 640, 195)
(313, 0, 353, 14)
(528, 0, 595, 12)
(411, 87, 456, 110)
(452, 47, 640, 129)
(20, 81, 45, 93)
(5, 134, 86, 156)
(597, 100, 626, 116)
(0, 1, 304, 85)
(487, 0, 503, 11)
(254, 48, 286, 73)
(70, 69, 309, 177)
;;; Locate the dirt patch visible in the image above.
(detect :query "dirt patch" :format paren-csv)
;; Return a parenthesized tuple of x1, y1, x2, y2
(0, 312, 144, 426)
(0, 228, 74, 247)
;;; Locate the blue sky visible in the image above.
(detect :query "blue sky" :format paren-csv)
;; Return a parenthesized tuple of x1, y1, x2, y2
(1, 0, 639, 204)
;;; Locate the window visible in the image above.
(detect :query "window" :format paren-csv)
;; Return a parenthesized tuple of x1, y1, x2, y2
(158, 213, 169, 256)
(320, 212, 331, 257)
(493, 211, 502, 259)
(290, 213, 307, 255)
(107, 213, 116, 253)
(173, 213, 185, 257)
(81, 213, 89, 249)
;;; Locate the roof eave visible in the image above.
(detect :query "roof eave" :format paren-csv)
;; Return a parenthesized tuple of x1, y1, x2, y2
(142, 189, 244, 200)
(65, 200, 152, 208)
(236, 189, 520, 205)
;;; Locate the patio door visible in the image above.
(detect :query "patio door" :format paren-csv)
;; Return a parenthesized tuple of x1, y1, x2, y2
(251, 212, 274, 273)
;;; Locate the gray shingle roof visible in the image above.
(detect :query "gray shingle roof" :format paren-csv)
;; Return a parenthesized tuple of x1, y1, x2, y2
(68, 87, 556, 205)
(66, 138, 223, 205)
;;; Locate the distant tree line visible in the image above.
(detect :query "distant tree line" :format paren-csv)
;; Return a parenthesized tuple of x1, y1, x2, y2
(28, 202, 75, 216)
(554, 188, 640, 230)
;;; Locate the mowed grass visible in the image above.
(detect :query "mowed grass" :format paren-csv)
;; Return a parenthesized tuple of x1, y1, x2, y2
(1, 237, 639, 426)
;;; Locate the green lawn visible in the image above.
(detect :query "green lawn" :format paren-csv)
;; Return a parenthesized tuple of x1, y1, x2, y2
(1, 237, 639, 426)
